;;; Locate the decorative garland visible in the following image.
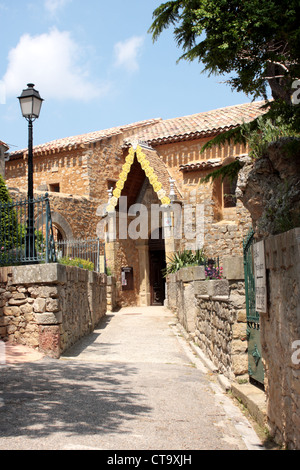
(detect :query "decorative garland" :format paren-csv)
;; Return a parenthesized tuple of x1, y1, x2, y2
(106, 145, 171, 212)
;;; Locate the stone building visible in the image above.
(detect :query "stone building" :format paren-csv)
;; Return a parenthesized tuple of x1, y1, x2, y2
(5, 101, 267, 307)
(0, 140, 9, 178)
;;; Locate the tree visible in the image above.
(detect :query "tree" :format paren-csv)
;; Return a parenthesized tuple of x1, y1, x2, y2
(150, 0, 300, 189)
(0, 174, 18, 254)
(149, 0, 300, 104)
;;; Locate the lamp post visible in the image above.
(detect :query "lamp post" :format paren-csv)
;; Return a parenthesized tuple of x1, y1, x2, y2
(18, 83, 43, 261)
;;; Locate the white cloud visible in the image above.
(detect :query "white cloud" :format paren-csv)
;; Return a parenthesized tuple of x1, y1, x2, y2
(44, 0, 72, 15)
(2, 28, 107, 102)
(114, 36, 144, 72)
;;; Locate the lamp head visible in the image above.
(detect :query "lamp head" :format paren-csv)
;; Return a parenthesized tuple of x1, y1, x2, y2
(18, 83, 43, 120)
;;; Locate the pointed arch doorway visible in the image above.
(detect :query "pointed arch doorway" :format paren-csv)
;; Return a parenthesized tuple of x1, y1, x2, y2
(148, 227, 166, 306)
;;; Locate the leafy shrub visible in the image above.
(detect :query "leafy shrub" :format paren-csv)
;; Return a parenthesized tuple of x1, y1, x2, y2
(163, 249, 206, 276)
(0, 174, 18, 252)
(58, 256, 95, 271)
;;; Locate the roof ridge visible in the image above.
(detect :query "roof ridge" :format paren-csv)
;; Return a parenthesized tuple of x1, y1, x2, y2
(9, 117, 162, 156)
(159, 100, 267, 123)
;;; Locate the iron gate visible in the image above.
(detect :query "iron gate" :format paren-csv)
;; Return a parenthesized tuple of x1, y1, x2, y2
(243, 229, 265, 386)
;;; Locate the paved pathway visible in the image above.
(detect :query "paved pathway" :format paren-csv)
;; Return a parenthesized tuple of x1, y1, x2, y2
(0, 306, 263, 451)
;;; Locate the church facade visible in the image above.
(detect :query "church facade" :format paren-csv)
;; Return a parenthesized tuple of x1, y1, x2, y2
(4, 101, 266, 307)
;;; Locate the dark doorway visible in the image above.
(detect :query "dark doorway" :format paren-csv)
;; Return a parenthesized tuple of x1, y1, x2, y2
(149, 228, 166, 306)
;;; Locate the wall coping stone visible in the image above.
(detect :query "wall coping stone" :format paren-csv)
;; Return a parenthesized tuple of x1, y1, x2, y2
(11, 263, 67, 285)
(107, 275, 116, 286)
(7, 263, 106, 286)
(176, 266, 206, 282)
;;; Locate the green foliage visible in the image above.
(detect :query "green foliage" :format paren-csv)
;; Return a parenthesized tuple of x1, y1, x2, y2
(199, 113, 300, 184)
(149, 1, 300, 102)
(200, 159, 242, 184)
(243, 116, 300, 159)
(162, 249, 206, 276)
(0, 174, 18, 251)
(58, 256, 95, 271)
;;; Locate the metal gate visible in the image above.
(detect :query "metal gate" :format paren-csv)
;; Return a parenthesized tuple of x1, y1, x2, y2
(243, 229, 265, 386)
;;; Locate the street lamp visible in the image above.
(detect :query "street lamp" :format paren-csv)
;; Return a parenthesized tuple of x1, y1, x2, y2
(18, 83, 44, 261)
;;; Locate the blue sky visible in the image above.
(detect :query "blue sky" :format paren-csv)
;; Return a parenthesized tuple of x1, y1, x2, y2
(0, 0, 252, 152)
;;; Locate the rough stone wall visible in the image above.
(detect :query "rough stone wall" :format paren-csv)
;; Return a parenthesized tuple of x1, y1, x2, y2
(6, 148, 91, 197)
(87, 135, 126, 200)
(236, 139, 300, 237)
(5, 130, 145, 203)
(9, 188, 100, 242)
(156, 138, 252, 260)
(179, 189, 251, 260)
(261, 228, 300, 449)
(0, 264, 107, 358)
(106, 276, 117, 312)
(166, 259, 247, 381)
(194, 279, 248, 381)
(157, 138, 248, 192)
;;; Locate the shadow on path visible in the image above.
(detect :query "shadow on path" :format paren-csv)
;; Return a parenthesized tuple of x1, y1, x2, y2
(0, 359, 150, 441)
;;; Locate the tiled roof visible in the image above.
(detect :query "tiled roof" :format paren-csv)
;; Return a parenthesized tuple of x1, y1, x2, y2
(10, 100, 268, 158)
(9, 118, 162, 158)
(124, 101, 267, 146)
(179, 159, 222, 172)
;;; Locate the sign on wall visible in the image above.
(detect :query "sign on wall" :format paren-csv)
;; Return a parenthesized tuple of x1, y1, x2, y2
(253, 240, 267, 313)
(121, 267, 134, 291)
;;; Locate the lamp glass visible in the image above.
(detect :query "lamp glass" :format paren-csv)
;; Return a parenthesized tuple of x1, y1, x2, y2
(18, 84, 43, 119)
(19, 96, 34, 118)
(32, 96, 43, 118)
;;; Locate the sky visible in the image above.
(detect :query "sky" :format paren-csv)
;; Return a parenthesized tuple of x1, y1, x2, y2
(0, 0, 253, 152)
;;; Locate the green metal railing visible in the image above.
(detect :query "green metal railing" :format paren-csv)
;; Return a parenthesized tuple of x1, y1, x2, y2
(56, 238, 106, 273)
(243, 228, 259, 324)
(0, 193, 57, 266)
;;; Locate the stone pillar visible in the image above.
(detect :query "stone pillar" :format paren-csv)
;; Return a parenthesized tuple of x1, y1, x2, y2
(0, 143, 9, 179)
(137, 241, 151, 306)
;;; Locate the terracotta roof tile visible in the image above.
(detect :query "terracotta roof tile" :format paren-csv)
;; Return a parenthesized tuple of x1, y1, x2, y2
(125, 101, 268, 145)
(9, 100, 268, 159)
(10, 118, 162, 158)
(179, 159, 222, 172)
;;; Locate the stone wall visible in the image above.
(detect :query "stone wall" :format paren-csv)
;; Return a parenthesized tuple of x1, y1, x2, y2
(8, 188, 101, 242)
(6, 148, 91, 197)
(166, 257, 248, 381)
(0, 264, 107, 358)
(106, 275, 117, 312)
(261, 228, 300, 449)
(157, 138, 252, 261)
(236, 140, 300, 238)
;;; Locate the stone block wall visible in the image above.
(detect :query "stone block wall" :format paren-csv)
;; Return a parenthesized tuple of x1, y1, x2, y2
(261, 228, 300, 449)
(166, 257, 248, 381)
(0, 264, 107, 358)
(194, 278, 248, 381)
(106, 275, 117, 312)
(157, 138, 252, 261)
